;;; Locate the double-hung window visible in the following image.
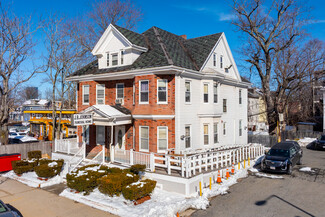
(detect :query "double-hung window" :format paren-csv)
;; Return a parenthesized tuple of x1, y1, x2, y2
(223, 99, 227, 112)
(203, 83, 209, 103)
(157, 79, 167, 103)
(223, 122, 226, 135)
(83, 85, 89, 104)
(157, 126, 168, 152)
(239, 89, 242, 104)
(116, 83, 124, 99)
(185, 126, 191, 148)
(185, 81, 191, 103)
(140, 126, 149, 152)
(214, 123, 218, 143)
(239, 120, 243, 136)
(112, 53, 118, 66)
(220, 55, 223, 68)
(106, 53, 109, 67)
(120, 51, 124, 65)
(139, 80, 149, 103)
(213, 53, 217, 67)
(213, 82, 218, 103)
(96, 84, 105, 105)
(204, 124, 209, 145)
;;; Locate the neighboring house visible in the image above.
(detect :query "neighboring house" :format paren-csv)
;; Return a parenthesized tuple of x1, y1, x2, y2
(247, 88, 268, 133)
(67, 24, 250, 156)
(9, 99, 51, 122)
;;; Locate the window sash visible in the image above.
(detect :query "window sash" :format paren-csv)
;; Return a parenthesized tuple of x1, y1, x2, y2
(239, 90, 242, 104)
(185, 126, 191, 148)
(116, 83, 124, 99)
(158, 127, 168, 151)
(140, 126, 149, 151)
(204, 124, 209, 145)
(213, 53, 216, 66)
(239, 120, 242, 136)
(214, 83, 218, 103)
(112, 53, 118, 66)
(83, 85, 89, 104)
(185, 81, 191, 103)
(220, 56, 223, 68)
(223, 123, 226, 135)
(121, 51, 124, 65)
(96, 84, 105, 105)
(223, 99, 227, 112)
(157, 80, 167, 103)
(140, 81, 149, 103)
(106, 53, 109, 66)
(214, 123, 218, 143)
(204, 84, 208, 103)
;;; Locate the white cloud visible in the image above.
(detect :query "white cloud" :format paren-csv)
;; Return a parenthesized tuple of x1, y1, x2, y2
(218, 13, 237, 21)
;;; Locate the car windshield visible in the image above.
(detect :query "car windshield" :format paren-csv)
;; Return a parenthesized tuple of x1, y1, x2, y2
(320, 135, 325, 141)
(267, 149, 290, 157)
(0, 203, 7, 213)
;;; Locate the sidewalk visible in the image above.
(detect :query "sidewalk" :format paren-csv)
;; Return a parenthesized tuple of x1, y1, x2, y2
(0, 176, 117, 217)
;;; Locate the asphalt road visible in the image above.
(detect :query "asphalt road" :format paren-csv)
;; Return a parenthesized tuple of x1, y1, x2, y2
(192, 147, 325, 217)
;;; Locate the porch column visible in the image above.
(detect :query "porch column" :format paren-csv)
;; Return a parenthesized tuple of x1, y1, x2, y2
(110, 125, 114, 162)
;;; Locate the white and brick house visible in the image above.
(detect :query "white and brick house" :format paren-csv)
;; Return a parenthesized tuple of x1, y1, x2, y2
(67, 24, 250, 158)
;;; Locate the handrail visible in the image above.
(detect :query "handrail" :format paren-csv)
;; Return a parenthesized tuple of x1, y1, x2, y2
(86, 149, 103, 165)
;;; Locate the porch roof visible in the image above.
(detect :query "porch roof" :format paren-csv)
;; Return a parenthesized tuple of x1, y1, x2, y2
(81, 105, 132, 126)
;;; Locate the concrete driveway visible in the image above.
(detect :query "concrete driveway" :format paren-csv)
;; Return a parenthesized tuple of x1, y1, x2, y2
(192, 147, 325, 217)
(0, 176, 116, 217)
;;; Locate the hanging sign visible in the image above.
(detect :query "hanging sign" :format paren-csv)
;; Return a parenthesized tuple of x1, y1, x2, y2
(72, 113, 93, 126)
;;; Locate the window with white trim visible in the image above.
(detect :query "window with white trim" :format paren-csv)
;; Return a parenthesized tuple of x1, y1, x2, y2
(185, 81, 191, 103)
(139, 80, 149, 103)
(96, 84, 105, 105)
(223, 99, 227, 112)
(213, 82, 218, 103)
(116, 83, 124, 99)
(121, 51, 124, 65)
(112, 53, 118, 66)
(157, 79, 167, 103)
(140, 126, 149, 151)
(203, 83, 209, 103)
(185, 125, 191, 148)
(239, 89, 242, 104)
(204, 124, 209, 145)
(214, 123, 218, 143)
(106, 53, 109, 67)
(239, 120, 243, 136)
(158, 126, 168, 152)
(213, 53, 216, 67)
(83, 85, 89, 104)
(220, 55, 223, 68)
(223, 122, 226, 135)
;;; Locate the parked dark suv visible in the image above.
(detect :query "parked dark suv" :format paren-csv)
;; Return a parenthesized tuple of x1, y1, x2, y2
(314, 134, 325, 150)
(261, 141, 302, 174)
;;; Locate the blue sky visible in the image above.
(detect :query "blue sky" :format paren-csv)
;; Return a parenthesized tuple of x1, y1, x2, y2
(11, 0, 325, 95)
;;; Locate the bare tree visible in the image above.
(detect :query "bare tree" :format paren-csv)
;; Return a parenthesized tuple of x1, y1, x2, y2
(66, 0, 142, 53)
(0, 3, 46, 143)
(231, 0, 310, 133)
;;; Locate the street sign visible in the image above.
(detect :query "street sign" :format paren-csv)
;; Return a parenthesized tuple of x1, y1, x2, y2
(72, 113, 93, 126)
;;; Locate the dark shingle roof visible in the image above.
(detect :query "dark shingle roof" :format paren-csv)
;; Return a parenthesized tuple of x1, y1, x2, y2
(71, 25, 222, 77)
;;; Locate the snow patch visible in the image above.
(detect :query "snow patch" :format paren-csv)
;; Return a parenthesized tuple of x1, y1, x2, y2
(255, 172, 284, 179)
(48, 162, 58, 167)
(299, 167, 315, 172)
(297, 137, 316, 147)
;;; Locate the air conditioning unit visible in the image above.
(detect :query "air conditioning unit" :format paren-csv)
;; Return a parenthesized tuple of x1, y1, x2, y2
(115, 98, 123, 105)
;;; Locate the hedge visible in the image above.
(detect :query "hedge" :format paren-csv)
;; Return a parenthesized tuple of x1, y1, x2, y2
(11, 160, 33, 175)
(34, 159, 64, 178)
(130, 164, 146, 175)
(28, 150, 42, 159)
(97, 172, 139, 196)
(66, 164, 109, 195)
(122, 179, 156, 201)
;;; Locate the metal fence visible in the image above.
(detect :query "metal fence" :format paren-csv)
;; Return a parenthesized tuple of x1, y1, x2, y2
(0, 141, 52, 159)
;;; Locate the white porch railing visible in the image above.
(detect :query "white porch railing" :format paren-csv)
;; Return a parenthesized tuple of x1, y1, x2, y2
(112, 144, 265, 178)
(54, 138, 79, 155)
(68, 142, 86, 173)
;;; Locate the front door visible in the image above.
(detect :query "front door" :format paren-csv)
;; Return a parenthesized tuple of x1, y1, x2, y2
(115, 126, 125, 150)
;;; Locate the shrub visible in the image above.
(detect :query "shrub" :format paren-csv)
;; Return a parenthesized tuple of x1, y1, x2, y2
(34, 159, 64, 178)
(97, 172, 139, 196)
(130, 164, 146, 175)
(28, 150, 42, 159)
(66, 164, 109, 195)
(122, 179, 156, 201)
(11, 160, 33, 175)
(107, 167, 123, 174)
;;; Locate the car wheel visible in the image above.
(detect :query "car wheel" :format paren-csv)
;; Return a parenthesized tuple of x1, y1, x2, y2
(297, 157, 302, 165)
(287, 164, 292, 175)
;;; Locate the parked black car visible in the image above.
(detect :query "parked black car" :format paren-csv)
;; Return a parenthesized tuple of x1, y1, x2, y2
(261, 141, 302, 174)
(0, 200, 20, 217)
(314, 135, 325, 150)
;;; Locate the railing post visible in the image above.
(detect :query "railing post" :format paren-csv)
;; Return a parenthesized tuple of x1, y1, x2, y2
(130, 149, 134, 165)
(198, 154, 202, 173)
(150, 153, 155, 172)
(167, 155, 171, 175)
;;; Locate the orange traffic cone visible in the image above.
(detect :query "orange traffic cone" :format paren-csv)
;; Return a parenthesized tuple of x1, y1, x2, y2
(231, 163, 235, 174)
(217, 170, 222, 184)
(226, 169, 230, 180)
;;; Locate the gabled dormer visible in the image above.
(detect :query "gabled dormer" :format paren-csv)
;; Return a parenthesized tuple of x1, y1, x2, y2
(92, 24, 148, 69)
(199, 33, 242, 82)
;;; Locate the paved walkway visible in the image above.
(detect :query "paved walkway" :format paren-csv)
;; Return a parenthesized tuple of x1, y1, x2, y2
(0, 177, 117, 217)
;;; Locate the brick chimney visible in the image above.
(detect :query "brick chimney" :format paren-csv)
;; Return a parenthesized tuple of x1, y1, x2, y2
(180, 35, 187, 40)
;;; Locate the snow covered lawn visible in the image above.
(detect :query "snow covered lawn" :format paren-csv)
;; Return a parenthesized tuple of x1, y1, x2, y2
(2, 170, 63, 188)
(60, 167, 250, 217)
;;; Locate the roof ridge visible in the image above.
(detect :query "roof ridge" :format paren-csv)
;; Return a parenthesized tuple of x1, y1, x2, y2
(188, 32, 223, 41)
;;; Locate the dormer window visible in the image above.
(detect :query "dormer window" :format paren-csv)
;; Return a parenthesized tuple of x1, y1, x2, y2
(112, 53, 118, 66)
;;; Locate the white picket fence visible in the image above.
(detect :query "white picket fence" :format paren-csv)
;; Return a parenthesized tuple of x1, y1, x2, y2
(112, 144, 266, 178)
(54, 138, 79, 154)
